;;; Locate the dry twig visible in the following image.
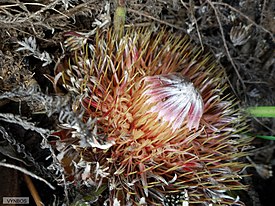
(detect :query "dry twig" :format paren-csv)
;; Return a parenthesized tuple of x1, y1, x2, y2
(212, 2, 275, 42)
(127, 8, 185, 31)
(24, 174, 43, 206)
(0, 162, 55, 190)
(206, 0, 246, 94)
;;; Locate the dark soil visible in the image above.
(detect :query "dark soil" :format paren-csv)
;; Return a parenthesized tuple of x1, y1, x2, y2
(0, 0, 274, 206)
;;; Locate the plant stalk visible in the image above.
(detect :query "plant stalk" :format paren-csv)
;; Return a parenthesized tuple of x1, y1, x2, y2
(247, 106, 275, 118)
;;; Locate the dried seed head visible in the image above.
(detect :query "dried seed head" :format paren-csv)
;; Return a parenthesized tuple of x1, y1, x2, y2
(230, 24, 252, 46)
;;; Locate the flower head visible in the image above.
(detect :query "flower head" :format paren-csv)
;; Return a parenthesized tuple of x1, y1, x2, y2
(51, 28, 250, 205)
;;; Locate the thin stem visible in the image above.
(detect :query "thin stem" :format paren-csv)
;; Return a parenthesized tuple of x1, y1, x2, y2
(114, 0, 126, 38)
(247, 106, 275, 118)
(256, 135, 275, 141)
(0, 162, 55, 190)
(24, 174, 43, 206)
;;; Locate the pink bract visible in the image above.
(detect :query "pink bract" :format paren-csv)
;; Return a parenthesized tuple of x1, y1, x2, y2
(143, 73, 204, 131)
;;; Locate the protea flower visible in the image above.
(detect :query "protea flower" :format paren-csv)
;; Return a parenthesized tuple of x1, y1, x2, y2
(52, 27, 250, 205)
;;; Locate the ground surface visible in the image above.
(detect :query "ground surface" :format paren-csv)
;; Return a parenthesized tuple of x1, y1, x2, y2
(0, 0, 274, 206)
